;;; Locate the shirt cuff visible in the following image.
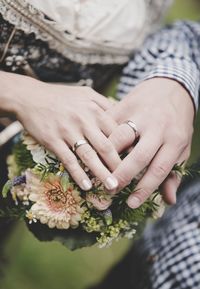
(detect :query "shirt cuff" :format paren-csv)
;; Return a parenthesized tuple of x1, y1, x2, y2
(144, 58, 200, 112)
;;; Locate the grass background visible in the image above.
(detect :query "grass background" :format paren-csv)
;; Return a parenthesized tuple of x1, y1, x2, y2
(1, 1, 200, 289)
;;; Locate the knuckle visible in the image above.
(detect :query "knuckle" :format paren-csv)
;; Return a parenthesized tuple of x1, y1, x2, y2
(63, 154, 77, 166)
(89, 102, 101, 115)
(68, 162, 80, 175)
(42, 135, 55, 148)
(98, 113, 111, 125)
(176, 141, 188, 152)
(170, 131, 189, 150)
(69, 112, 81, 124)
(98, 142, 113, 155)
(151, 163, 169, 179)
(116, 173, 132, 188)
(58, 125, 70, 136)
(79, 146, 96, 163)
(82, 86, 93, 94)
(78, 86, 91, 97)
(134, 150, 152, 167)
(64, 157, 79, 174)
(135, 188, 150, 202)
(111, 129, 130, 149)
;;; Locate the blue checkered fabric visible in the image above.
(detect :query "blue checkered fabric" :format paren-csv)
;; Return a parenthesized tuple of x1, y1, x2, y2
(118, 21, 200, 110)
(132, 174, 200, 289)
(117, 21, 200, 289)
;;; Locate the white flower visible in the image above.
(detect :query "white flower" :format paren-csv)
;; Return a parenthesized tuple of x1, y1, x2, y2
(23, 133, 57, 165)
(124, 229, 137, 239)
(26, 210, 37, 224)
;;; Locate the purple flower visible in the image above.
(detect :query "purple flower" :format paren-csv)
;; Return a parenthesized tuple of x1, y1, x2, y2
(13, 175, 26, 186)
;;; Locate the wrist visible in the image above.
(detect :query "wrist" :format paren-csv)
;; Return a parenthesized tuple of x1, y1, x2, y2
(0, 71, 38, 117)
(143, 60, 200, 112)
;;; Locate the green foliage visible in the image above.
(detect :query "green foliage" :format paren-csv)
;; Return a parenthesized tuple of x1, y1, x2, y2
(12, 141, 35, 174)
(27, 221, 97, 251)
(60, 172, 70, 192)
(120, 201, 156, 224)
(2, 180, 13, 198)
(0, 205, 25, 220)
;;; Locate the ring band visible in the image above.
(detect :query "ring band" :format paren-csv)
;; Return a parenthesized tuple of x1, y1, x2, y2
(124, 120, 140, 139)
(73, 139, 88, 152)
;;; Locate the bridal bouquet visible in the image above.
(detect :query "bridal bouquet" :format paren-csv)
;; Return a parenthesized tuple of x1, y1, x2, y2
(1, 133, 184, 250)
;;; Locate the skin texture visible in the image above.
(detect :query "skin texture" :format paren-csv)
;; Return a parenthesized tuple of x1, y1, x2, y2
(107, 78, 194, 208)
(0, 72, 194, 208)
(0, 72, 120, 191)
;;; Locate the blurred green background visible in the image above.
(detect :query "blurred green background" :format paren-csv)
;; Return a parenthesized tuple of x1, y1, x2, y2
(1, 1, 200, 289)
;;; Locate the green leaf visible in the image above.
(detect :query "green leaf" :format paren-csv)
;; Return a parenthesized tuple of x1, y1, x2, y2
(60, 173, 69, 192)
(13, 141, 35, 174)
(26, 221, 97, 250)
(2, 180, 13, 198)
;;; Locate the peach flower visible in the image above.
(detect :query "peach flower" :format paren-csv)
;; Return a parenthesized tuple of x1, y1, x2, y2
(86, 192, 112, 211)
(25, 171, 84, 229)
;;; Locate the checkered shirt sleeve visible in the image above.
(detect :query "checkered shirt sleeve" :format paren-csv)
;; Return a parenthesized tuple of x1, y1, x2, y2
(134, 168, 200, 289)
(118, 21, 200, 110)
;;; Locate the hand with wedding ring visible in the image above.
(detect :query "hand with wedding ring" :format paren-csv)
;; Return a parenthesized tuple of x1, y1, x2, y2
(107, 78, 194, 208)
(1, 72, 120, 191)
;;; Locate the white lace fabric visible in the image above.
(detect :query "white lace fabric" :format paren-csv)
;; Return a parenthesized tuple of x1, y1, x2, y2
(0, 0, 173, 65)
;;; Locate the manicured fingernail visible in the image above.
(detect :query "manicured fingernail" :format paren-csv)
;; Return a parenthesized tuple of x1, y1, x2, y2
(82, 179, 92, 190)
(105, 177, 118, 190)
(127, 196, 141, 209)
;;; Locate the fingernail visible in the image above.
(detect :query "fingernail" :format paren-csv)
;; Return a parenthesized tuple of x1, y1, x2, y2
(127, 196, 141, 209)
(82, 179, 92, 190)
(105, 177, 118, 190)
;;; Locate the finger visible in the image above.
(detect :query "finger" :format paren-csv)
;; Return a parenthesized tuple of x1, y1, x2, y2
(109, 122, 138, 153)
(92, 91, 114, 111)
(113, 133, 162, 190)
(106, 98, 128, 123)
(127, 143, 184, 209)
(84, 127, 121, 171)
(47, 139, 92, 191)
(160, 148, 190, 204)
(160, 171, 181, 205)
(62, 129, 119, 191)
(75, 143, 118, 190)
(97, 111, 118, 136)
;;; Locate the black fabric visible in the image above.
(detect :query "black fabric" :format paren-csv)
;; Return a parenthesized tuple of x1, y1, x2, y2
(0, 14, 122, 92)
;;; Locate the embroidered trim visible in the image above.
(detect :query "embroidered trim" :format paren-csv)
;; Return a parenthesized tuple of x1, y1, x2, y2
(0, 0, 172, 65)
(0, 0, 130, 64)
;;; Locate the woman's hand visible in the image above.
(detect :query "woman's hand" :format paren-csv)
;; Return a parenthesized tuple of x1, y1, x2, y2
(1, 72, 120, 191)
(106, 78, 194, 207)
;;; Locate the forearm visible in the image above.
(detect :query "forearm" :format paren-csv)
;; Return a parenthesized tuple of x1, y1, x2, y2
(0, 71, 36, 117)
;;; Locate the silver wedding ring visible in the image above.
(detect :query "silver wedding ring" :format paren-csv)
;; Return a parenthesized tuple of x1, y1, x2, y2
(72, 139, 88, 152)
(124, 120, 140, 139)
